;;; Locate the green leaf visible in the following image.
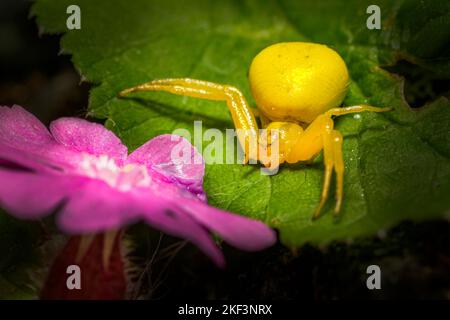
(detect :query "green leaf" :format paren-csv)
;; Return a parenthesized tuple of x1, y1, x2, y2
(32, 0, 450, 247)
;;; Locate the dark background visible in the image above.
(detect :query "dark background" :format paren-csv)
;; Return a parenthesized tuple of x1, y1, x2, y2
(0, 0, 449, 299)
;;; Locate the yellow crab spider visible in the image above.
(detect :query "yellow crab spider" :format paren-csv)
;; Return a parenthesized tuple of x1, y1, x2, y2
(119, 42, 390, 220)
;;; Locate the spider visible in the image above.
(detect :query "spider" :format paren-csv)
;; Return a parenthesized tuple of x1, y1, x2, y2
(119, 42, 390, 219)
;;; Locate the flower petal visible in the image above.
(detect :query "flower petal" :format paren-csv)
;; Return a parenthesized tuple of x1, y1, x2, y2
(134, 192, 225, 267)
(179, 199, 277, 251)
(50, 118, 128, 162)
(0, 105, 54, 152)
(0, 144, 56, 173)
(0, 106, 114, 170)
(57, 179, 137, 233)
(58, 182, 225, 267)
(128, 134, 204, 196)
(0, 170, 83, 219)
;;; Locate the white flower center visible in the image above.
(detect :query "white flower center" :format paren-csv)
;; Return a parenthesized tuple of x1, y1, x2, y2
(79, 154, 151, 191)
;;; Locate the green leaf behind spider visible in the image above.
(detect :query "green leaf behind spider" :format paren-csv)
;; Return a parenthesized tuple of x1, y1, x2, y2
(31, 0, 450, 248)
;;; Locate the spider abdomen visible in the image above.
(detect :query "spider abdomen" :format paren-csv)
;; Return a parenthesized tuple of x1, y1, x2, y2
(249, 42, 349, 124)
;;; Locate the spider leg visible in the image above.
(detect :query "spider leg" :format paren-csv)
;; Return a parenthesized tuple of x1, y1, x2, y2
(285, 115, 343, 219)
(119, 78, 259, 162)
(308, 104, 390, 219)
(331, 130, 344, 215)
(311, 129, 344, 219)
(326, 104, 391, 117)
(323, 104, 390, 215)
(312, 125, 335, 220)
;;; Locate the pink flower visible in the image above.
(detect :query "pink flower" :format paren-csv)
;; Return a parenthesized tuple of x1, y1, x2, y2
(0, 105, 276, 267)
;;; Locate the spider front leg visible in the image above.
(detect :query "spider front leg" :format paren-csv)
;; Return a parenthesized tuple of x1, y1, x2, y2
(312, 124, 345, 220)
(313, 129, 344, 219)
(283, 114, 344, 219)
(287, 105, 390, 220)
(118, 78, 260, 162)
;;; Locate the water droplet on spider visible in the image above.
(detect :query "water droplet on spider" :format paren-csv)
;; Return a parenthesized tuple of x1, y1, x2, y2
(353, 113, 361, 120)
